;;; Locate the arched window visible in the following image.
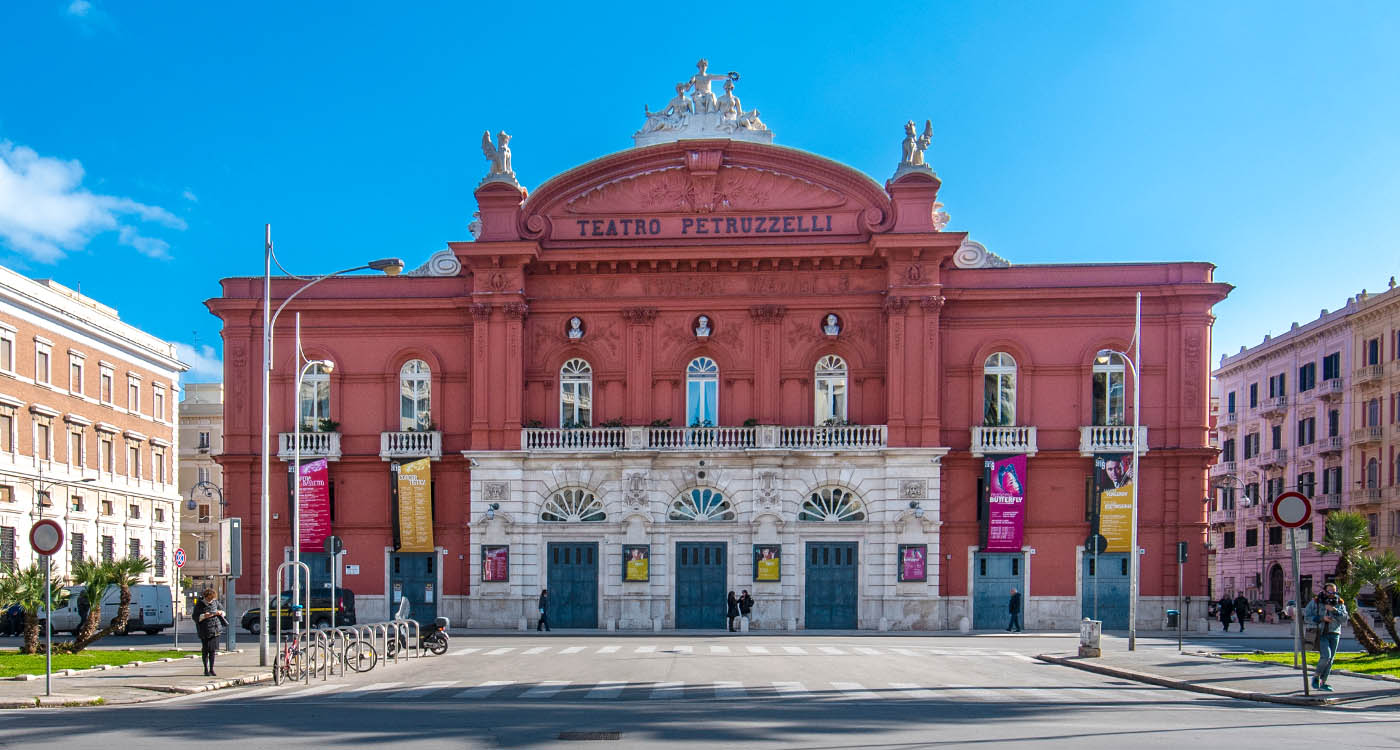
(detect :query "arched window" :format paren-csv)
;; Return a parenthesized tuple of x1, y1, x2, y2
(799, 486, 865, 522)
(1368, 457, 1380, 489)
(299, 363, 331, 431)
(560, 359, 593, 428)
(983, 352, 1017, 426)
(399, 359, 431, 431)
(1092, 350, 1127, 426)
(669, 487, 734, 521)
(686, 357, 719, 427)
(814, 355, 848, 425)
(541, 488, 605, 522)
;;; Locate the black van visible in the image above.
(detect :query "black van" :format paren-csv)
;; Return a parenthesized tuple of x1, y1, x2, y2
(241, 587, 356, 633)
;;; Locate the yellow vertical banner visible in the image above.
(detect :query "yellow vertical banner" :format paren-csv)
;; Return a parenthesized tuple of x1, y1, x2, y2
(397, 458, 435, 552)
(1095, 453, 1135, 553)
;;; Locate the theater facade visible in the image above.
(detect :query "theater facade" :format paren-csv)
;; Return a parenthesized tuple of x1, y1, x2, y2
(210, 64, 1230, 630)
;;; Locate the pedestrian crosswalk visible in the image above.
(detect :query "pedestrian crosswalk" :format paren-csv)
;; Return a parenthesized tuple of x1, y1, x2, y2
(238, 678, 1177, 705)
(436, 643, 1038, 660)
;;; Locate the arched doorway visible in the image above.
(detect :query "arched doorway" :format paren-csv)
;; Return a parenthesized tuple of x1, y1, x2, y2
(1269, 563, 1285, 605)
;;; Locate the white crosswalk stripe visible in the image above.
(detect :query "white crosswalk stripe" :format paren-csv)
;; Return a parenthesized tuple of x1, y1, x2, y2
(521, 680, 570, 698)
(746, 645, 770, 654)
(483, 647, 514, 656)
(942, 683, 1002, 701)
(713, 680, 745, 699)
(453, 680, 514, 698)
(671, 645, 694, 655)
(597, 645, 620, 654)
(771, 681, 808, 696)
(267, 682, 340, 700)
(448, 647, 481, 657)
(999, 650, 1037, 662)
(391, 680, 460, 699)
(634, 645, 656, 654)
(650, 681, 684, 700)
(890, 648, 920, 657)
(831, 681, 879, 699)
(330, 681, 403, 700)
(782, 646, 807, 655)
(710, 645, 731, 654)
(853, 647, 882, 655)
(818, 646, 847, 655)
(585, 681, 627, 699)
(522, 646, 550, 655)
(889, 682, 939, 699)
(560, 646, 586, 654)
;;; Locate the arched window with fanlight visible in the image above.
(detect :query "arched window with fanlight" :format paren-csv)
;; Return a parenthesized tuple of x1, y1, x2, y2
(560, 358, 593, 428)
(669, 487, 734, 521)
(299, 363, 331, 431)
(686, 357, 719, 427)
(814, 354, 848, 425)
(1092, 350, 1127, 426)
(983, 352, 1017, 426)
(541, 488, 605, 522)
(399, 359, 431, 431)
(799, 486, 865, 522)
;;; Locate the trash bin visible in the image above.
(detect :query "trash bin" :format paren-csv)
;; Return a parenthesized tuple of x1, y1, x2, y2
(1166, 609, 1180, 628)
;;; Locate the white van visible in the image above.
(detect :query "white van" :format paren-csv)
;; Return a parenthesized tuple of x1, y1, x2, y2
(43, 584, 174, 636)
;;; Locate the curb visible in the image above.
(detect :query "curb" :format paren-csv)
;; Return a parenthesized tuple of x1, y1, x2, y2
(1035, 653, 1339, 706)
(1207, 651, 1400, 685)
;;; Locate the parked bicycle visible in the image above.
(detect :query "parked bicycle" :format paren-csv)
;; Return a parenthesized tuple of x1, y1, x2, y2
(273, 629, 329, 684)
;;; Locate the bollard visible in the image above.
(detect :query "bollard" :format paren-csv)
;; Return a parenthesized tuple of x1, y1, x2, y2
(1079, 618, 1102, 658)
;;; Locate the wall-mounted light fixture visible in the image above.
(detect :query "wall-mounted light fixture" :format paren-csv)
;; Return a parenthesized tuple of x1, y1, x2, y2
(908, 500, 924, 519)
(485, 502, 501, 520)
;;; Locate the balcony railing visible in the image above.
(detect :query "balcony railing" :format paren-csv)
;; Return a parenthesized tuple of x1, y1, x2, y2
(1318, 378, 1345, 400)
(1317, 435, 1344, 454)
(520, 424, 889, 452)
(1355, 364, 1385, 386)
(1352, 487, 1383, 504)
(1209, 508, 1237, 524)
(379, 430, 443, 460)
(778, 425, 888, 450)
(1314, 493, 1342, 510)
(970, 426, 1038, 457)
(1299, 440, 1315, 458)
(1078, 425, 1149, 456)
(1353, 426, 1384, 444)
(1260, 448, 1288, 467)
(522, 427, 627, 451)
(649, 426, 758, 450)
(1258, 395, 1289, 416)
(277, 431, 342, 461)
(1210, 460, 1237, 476)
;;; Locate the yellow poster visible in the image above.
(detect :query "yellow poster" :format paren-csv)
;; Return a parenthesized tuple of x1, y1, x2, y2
(623, 545, 649, 581)
(397, 458, 434, 552)
(755, 545, 781, 581)
(1099, 482, 1134, 553)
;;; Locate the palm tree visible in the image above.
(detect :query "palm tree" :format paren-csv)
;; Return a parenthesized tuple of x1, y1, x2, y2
(61, 557, 114, 652)
(0, 563, 69, 654)
(79, 556, 151, 644)
(1353, 551, 1400, 648)
(1314, 511, 1387, 653)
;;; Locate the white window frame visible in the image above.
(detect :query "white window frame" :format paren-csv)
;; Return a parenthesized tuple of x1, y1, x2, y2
(0, 408, 14, 454)
(399, 359, 432, 431)
(98, 366, 114, 405)
(152, 386, 165, 421)
(686, 357, 719, 427)
(1092, 350, 1127, 426)
(127, 376, 140, 414)
(559, 358, 593, 428)
(68, 429, 84, 469)
(0, 324, 15, 375)
(68, 351, 85, 395)
(128, 443, 141, 480)
(196, 466, 211, 484)
(299, 363, 331, 431)
(33, 418, 53, 461)
(983, 352, 1017, 426)
(34, 339, 52, 385)
(814, 354, 848, 425)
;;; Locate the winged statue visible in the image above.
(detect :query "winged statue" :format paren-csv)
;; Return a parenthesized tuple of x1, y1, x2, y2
(480, 130, 515, 184)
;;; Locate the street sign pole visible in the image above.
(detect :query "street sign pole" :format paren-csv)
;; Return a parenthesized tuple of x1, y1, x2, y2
(1292, 525, 1309, 696)
(173, 547, 185, 653)
(30, 520, 63, 698)
(1271, 491, 1312, 697)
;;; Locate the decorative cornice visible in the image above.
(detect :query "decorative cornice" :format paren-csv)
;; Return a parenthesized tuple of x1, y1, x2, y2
(748, 304, 787, 324)
(920, 295, 947, 312)
(621, 307, 659, 325)
(882, 296, 911, 315)
(502, 302, 529, 320)
(470, 303, 492, 319)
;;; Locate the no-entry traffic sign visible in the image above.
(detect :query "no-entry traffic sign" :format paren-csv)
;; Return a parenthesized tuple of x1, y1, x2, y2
(29, 520, 63, 556)
(1272, 491, 1312, 528)
(174, 547, 186, 568)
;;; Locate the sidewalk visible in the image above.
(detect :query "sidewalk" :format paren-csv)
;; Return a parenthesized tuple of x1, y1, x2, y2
(0, 648, 270, 708)
(1038, 647, 1400, 708)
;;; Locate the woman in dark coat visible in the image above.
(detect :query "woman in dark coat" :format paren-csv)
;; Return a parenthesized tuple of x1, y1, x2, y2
(1217, 595, 1233, 631)
(193, 588, 227, 677)
(1233, 593, 1251, 632)
(727, 591, 740, 632)
(739, 590, 754, 624)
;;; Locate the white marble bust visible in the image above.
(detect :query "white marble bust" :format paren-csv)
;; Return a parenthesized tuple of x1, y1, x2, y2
(823, 314, 841, 336)
(567, 317, 584, 339)
(695, 315, 711, 337)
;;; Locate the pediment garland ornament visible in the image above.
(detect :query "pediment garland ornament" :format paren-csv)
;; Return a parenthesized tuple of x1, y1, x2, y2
(566, 165, 845, 216)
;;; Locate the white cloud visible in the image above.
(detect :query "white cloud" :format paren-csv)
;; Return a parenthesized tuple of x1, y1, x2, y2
(0, 140, 185, 262)
(66, 0, 92, 17)
(175, 342, 222, 383)
(181, 189, 198, 202)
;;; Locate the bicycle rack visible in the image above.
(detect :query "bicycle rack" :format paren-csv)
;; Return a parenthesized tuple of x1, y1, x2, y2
(400, 618, 422, 659)
(273, 560, 313, 686)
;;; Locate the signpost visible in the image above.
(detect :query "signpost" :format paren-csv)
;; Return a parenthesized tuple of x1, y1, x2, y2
(1273, 491, 1313, 697)
(29, 520, 63, 697)
(324, 535, 343, 630)
(1176, 541, 1188, 651)
(173, 548, 185, 652)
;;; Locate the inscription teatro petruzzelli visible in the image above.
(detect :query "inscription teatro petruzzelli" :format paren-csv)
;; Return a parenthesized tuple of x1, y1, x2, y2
(571, 213, 850, 239)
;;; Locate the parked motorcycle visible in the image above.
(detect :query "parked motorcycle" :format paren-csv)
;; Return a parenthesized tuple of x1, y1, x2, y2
(387, 616, 449, 657)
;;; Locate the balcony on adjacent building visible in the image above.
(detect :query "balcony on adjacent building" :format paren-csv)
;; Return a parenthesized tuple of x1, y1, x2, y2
(1209, 508, 1237, 525)
(277, 431, 342, 461)
(1317, 435, 1344, 455)
(1258, 395, 1289, 418)
(1242, 455, 1261, 472)
(1260, 448, 1288, 467)
(1318, 378, 1345, 401)
(1355, 364, 1385, 386)
(1352, 487, 1383, 504)
(1224, 411, 1239, 427)
(520, 424, 889, 453)
(1298, 440, 1315, 458)
(1077, 425, 1149, 456)
(1353, 425, 1384, 445)
(970, 426, 1038, 457)
(1210, 460, 1237, 476)
(379, 430, 443, 460)
(1314, 492, 1343, 510)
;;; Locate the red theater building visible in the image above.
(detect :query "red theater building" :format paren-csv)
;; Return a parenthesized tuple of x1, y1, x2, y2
(210, 65, 1230, 630)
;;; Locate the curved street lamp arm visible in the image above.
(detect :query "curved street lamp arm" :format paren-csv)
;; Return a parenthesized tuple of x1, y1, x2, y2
(266, 265, 371, 369)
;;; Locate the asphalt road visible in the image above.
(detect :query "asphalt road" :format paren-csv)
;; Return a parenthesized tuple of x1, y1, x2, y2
(2, 633, 1397, 749)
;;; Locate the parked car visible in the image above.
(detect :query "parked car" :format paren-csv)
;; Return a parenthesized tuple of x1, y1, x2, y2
(41, 584, 175, 636)
(241, 587, 355, 634)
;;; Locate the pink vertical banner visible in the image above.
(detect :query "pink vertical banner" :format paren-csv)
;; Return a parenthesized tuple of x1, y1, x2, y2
(299, 458, 331, 552)
(986, 454, 1027, 552)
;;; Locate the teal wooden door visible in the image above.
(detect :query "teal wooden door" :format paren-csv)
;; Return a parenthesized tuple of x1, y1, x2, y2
(973, 553, 1024, 629)
(804, 542, 858, 629)
(1081, 552, 1129, 628)
(675, 542, 727, 629)
(390, 552, 437, 626)
(546, 542, 598, 628)
(301, 552, 333, 594)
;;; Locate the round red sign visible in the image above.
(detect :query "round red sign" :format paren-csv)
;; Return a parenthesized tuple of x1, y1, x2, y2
(1272, 491, 1312, 528)
(29, 519, 64, 556)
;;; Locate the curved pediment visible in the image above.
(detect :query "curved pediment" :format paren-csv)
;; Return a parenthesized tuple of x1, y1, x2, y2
(520, 140, 893, 247)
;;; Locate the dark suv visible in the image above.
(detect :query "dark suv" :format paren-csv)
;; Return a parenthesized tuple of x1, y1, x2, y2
(241, 587, 356, 634)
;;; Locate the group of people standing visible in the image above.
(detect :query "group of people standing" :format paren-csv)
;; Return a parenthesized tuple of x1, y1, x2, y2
(1215, 592, 1254, 632)
(726, 590, 754, 631)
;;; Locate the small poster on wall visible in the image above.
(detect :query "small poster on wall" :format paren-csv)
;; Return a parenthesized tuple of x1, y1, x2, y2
(898, 544, 927, 582)
(754, 544, 781, 581)
(623, 545, 650, 581)
(482, 545, 510, 582)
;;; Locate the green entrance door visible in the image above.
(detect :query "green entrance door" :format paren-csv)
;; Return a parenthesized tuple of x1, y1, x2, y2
(390, 552, 437, 626)
(973, 552, 1024, 630)
(675, 541, 727, 629)
(546, 542, 598, 628)
(804, 542, 858, 629)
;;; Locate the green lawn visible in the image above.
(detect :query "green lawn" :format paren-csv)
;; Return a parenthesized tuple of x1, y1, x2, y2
(1223, 651, 1400, 677)
(0, 650, 186, 678)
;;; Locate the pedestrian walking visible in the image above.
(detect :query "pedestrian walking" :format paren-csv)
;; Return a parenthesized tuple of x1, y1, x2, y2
(537, 589, 551, 632)
(1006, 587, 1022, 632)
(727, 591, 740, 632)
(1304, 583, 1347, 692)
(192, 588, 227, 677)
(1233, 593, 1251, 632)
(1217, 595, 1234, 631)
(739, 590, 754, 628)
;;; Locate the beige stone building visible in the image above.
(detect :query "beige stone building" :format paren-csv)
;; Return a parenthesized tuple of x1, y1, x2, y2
(178, 383, 224, 606)
(1348, 281, 1400, 552)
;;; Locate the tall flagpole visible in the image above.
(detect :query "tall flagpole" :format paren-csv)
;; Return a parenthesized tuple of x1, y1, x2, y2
(1128, 291, 1142, 650)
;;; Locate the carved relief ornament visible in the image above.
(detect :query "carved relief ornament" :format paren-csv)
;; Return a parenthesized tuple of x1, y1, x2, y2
(503, 302, 529, 319)
(748, 304, 787, 324)
(621, 307, 659, 324)
(566, 165, 845, 216)
(882, 296, 911, 315)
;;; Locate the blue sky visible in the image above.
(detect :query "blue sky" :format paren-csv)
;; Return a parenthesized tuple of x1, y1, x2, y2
(2, 1, 1397, 384)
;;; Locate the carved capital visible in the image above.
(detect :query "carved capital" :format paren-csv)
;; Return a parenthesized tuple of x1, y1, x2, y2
(748, 304, 787, 324)
(621, 307, 659, 325)
(470, 303, 492, 319)
(882, 296, 911, 315)
(503, 302, 529, 319)
(920, 295, 947, 312)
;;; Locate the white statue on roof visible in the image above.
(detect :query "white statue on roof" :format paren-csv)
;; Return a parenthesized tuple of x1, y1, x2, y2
(480, 130, 518, 187)
(634, 60, 774, 147)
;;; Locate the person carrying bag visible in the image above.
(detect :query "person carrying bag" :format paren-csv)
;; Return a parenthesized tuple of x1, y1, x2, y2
(1303, 583, 1347, 692)
(193, 588, 228, 677)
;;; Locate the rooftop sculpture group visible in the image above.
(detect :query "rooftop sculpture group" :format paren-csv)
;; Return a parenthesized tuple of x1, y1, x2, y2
(634, 60, 774, 147)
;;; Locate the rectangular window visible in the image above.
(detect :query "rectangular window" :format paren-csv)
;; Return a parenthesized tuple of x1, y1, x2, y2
(1249, 383, 1259, 408)
(69, 431, 83, 467)
(128, 538, 140, 559)
(1271, 424, 1281, 450)
(127, 380, 139, 412)
(1328, 409, 1339, 437)
(100, 498, 113, 516)
(198, 504, 211, 523)
(152, 389, 164, 420)
(0, 412, 11, 453)
(70, 360, 83, 393)
(0, 329, 13, 373)
(70, 532, 84, 568)
(1298, 471, 1316, 497)
(128, 503, 140, 519)
(152, 449, 164, 483)
(153, 506, 164, 523)
(1227, 391, 1236, 413)
(1323, 352, 1340, 381)
(128, 445, 140, 479)
(36, 421, 51, 460)
(1323, 466, 1343, 494)
(1244, 433, 1259, 459)
(1268, 373, 1287, 398)
(1369, 513, 1380, 539)
(37, 489, 52, 507)
(153, 540, 165, 577)
(0, 526, 15, 570)
(1245, 483, 1259, 504)
(1369, 338, 1382, 366)
(0, 485, 12, 503)
(196, 539, 208, 561)
(1246, 528, 1259, 547)
(1298, 362, 1316, 392)
(196, 466, 210, 484)
(100, 437, 114, 473)
(197, 431, 210, 449)
(1222, 438, 1236, 462)
(1297, 417, 1315, 446)
(70, 494, 83, 512)
(101, 535, 114, 563)
(1268, 526, 1283, 546)
(35, 342, 51, 384)
(99, 370, 113, 403)
(1223, 531, 1236, 549)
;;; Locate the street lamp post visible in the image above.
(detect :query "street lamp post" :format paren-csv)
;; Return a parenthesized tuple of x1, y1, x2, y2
(1098, 293, 1143, 650)
(258, 224, 403, 665)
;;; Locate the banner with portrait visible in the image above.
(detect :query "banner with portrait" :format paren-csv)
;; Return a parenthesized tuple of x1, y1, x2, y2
(482, 545, 509, 582)
(1095, 452, 1135, 553)
(623, 545, 650, 581)
(898, 544, 927, 582)
(984, 454, 1027, 553)
(753, 545, 781, 582)
(297, 459, 332, 552)
(394, 458, 434, 552)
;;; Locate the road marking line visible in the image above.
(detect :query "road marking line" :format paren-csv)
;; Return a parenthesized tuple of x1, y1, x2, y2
(818, 646, 847, 655)
(671, 645, 694, 654)
(999, 651, 1037, 662)
(449, 647, 482, 657)
(264, 682, 340, 700)
(746, 645, 770, 654)
(453, 680, 514, 698)
(772, 681, 808, 696)
(597, 645, 620, 654)
(852, 647, 882, 655)
(522, 646, 550, 655)
(330, 681, 403, 700)
(560, 646, 586, 654)
(782, 646, 807, 655)
(634, 645, 656, 654)
(1013, 688, 1064, 702)
(831, 681, 880, 699)
(483, 647, 514, 656)
(389, 680, 460, 700)
(710, 645, 731, 654)
(890, 648, 920, 656)
(942, 683, 1001, 701)
(649, 681, 684, 700)
(927, 648, 957, 656)
(889, 682, 939, 699)
(585, 681, 627, 699)
(521, 680, 570, 698)
(713, 680, 746, 699)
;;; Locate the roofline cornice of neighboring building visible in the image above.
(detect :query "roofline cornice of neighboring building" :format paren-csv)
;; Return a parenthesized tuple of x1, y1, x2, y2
(1215, 305, 1358, 373)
